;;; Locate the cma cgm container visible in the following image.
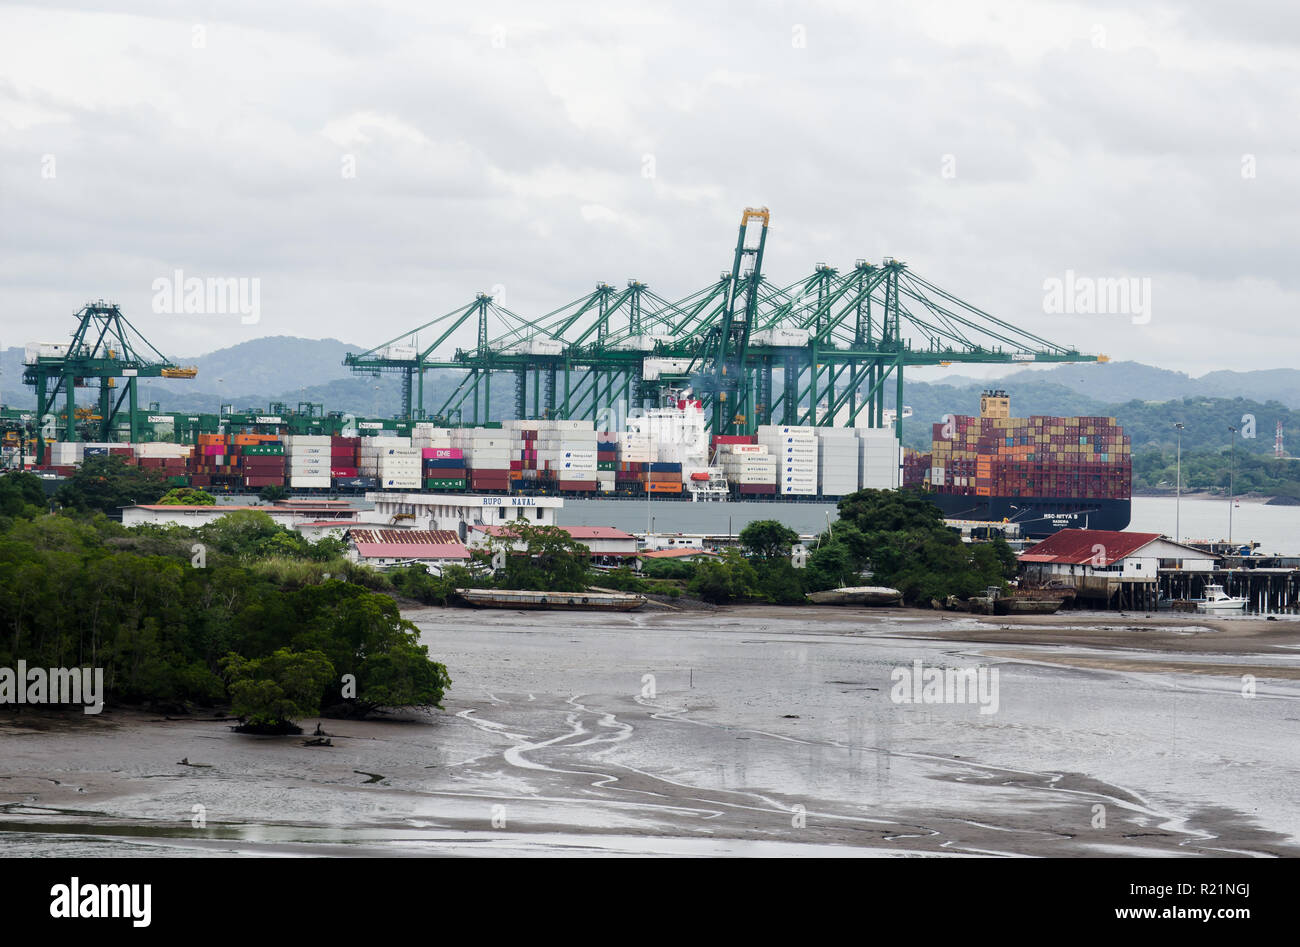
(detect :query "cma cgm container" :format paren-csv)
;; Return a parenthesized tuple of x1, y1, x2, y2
(917, 390, 1131, 538)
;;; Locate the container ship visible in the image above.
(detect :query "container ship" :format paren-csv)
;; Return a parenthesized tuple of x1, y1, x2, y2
(903, 390, 1131, 538)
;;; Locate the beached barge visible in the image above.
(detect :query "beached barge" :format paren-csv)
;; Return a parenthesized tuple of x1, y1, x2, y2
(456, 588, 646, 611)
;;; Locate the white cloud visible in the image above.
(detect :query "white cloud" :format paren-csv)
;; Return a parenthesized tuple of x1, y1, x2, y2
(0, 0, 1295, 381)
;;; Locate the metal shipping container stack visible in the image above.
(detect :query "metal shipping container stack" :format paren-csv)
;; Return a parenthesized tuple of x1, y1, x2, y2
(815, 427, 859, 496)
(757, 425, 817, 496)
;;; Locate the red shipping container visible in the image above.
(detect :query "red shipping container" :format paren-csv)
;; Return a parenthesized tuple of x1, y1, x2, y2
(244, 476, 285, 487)
(421, 447, 463, 460)
(330, 467, 358, 477)
(557, 480, 597, 491)
(737, 483, 776, 495)
(190, 475, 212, 486)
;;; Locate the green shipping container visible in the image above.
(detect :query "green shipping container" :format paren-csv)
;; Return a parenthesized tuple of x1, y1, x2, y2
(424, 478, 467, 490)
(597, 461, 616, 471)
(166, 475, 191, 486)
(243, 445, 284, 455)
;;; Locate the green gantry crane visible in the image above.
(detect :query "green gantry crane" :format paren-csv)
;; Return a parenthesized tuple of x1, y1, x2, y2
(23, 300, 197, 459)
(344, 209, 1108, 446)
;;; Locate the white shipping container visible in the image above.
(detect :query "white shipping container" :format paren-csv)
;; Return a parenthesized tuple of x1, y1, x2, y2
(289, 476, 332, 488)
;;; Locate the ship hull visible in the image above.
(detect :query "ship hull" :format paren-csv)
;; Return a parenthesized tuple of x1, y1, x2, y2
(925, 494, 1131, 539)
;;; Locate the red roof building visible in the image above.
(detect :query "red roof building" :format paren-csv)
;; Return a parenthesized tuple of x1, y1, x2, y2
(1018, 529, 1216, 603)
(1019, 529, 1162, 566)
(345, 528, 471, 569)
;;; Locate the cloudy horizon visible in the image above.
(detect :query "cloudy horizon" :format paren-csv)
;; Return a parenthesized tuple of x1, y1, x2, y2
(2, 1, 1296, 385)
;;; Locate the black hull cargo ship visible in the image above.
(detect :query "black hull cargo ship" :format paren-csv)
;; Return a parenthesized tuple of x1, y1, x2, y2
(927, 493, 1132, 538)
(906, 390, 1133, 540)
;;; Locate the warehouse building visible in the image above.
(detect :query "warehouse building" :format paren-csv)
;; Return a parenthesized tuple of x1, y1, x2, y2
(1019, 528, 1215, 604)
(121, 500, 358, 529)
(345, 529, 472, 571)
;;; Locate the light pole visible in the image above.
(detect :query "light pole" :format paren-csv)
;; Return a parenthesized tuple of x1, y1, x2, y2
(1228, 425, 1237, 547)
(1174, 422, 1184, 543)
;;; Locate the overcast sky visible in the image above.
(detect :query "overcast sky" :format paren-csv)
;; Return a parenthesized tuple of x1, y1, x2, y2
(2, 1, 1296, 388)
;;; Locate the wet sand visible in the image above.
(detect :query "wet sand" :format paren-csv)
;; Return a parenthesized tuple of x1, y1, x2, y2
(2, 606, 1298, 857)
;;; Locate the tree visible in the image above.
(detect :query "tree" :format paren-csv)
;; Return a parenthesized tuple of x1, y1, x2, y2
(354, 642, 452, 714)
(0, 472, 46, 519)
(688, 548, 757, 604)
(820, 488, 1011, 605)
(54, 456, 168, 514)
(197, 509, 282, 558)
(258, 484, 288, 502)
(482, 522, 592, 592)
(738, 519, 800, 561)
(157, 487, 215, 505)
(220, 648, 335, 733)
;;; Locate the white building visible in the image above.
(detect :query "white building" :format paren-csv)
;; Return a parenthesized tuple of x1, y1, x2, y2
(363, 493, 563, 532)
(122, 500, 358, 530)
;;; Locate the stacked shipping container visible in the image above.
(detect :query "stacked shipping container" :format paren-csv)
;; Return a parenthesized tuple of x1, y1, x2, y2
(927, 413, 1131, 500)
(758, 425, 817, 496)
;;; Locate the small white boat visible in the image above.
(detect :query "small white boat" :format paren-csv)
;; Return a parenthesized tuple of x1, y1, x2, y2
(1192, 583, 1248, 612)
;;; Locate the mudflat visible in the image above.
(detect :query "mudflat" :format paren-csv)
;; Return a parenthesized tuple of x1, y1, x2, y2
(1, 606, 1296, 856)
